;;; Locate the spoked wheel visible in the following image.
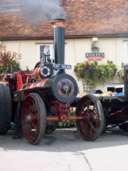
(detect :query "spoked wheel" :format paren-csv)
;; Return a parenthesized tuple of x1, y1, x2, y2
(21, 93, 47, 145)
(76, 94, 105, 141)
(0, 84, 12, 135)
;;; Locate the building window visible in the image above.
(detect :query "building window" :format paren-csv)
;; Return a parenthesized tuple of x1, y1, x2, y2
(37, 44, 54, 63)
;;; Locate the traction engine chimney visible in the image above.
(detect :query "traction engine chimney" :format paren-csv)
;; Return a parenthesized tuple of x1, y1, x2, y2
(52, 19, 65, 65)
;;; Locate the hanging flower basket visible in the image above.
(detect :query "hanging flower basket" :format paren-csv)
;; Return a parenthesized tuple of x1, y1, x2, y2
(74, 61, 117, 92)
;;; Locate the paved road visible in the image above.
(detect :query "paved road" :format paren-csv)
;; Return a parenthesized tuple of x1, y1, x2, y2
(0, 128, 128, 171)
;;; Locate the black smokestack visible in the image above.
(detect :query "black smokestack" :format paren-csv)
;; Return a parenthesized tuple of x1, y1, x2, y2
(52, 19, 65, 65)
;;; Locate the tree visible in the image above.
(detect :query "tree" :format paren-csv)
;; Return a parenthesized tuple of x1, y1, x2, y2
(0, 44, 21, 73)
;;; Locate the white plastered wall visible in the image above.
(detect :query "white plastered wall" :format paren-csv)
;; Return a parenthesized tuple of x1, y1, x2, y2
(2, 37, 128, 92)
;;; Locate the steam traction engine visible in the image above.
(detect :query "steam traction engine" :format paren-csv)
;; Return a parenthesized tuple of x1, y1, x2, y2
(1, 19, 128, 145)
(0, 19, 105, 144)
(1, 18, 128, 146)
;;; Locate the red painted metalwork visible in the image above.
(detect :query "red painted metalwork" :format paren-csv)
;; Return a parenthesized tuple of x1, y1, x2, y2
(76, 97, 101, 140)
(14, 70, 50, 91)
(24, 79, 49, 90)
(47, 115, 83, 122)
(21, 95, 40, 144)
(47, 101, 84, 122)
(111, 107, 128, 116)
(15, 72, 23, 90)
(110, 106, 128, 123)
(50, 101, 69, 121)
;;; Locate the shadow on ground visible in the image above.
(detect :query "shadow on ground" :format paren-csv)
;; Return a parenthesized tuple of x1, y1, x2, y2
(0, 128, 128, 152)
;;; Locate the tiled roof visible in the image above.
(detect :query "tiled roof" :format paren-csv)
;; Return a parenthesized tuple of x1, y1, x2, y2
(0, 0, 128, 40)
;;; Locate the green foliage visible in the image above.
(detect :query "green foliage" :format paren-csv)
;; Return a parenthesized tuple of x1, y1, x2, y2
(57, 110, 76, 128)
(117, 64, 124, 83)
(74, 61, 117, 86)
(0, 60, 20, 73)
(58, 120, 75, 128)
(0, 44, 21, 73)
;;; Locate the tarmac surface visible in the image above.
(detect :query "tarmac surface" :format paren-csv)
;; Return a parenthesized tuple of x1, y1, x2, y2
(0, 128, 128, 171)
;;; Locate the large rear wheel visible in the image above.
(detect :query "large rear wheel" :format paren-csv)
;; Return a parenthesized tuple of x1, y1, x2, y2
(0, 84, 12, 134)
(76, 95, 105, 141)
(21, 93, 47, 145)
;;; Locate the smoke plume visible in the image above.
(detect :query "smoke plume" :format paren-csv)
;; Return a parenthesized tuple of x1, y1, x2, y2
(21, 0, 65, 24)
(0, 0, 65, 24)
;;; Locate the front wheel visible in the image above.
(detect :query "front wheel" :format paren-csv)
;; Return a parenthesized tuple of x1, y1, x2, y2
(21, 93, 47, 145)
(76, 94, 105, 141)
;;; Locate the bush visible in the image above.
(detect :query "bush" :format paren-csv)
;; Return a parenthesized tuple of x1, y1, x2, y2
(117, 64, 124, 83)
(0, 44, 21, 73)
(57, 110, 76, 128)
(74, 61, 117, 87)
